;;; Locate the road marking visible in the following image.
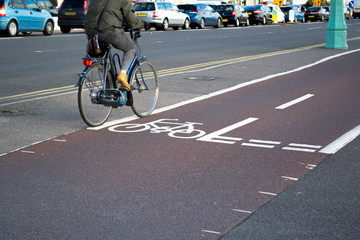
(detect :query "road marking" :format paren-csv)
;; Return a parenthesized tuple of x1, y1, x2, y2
(21, 150, 35, 154)
(201, 230, 221, 235)
(282, 143, 322, 152)
(53, 139, 67, 142)
(197, 118, 258, 144)
(232, 209, 252, 214)
(275, 94, 314, 110)
(242, 139, 281, 148)
(320, 124, 360, 154)
(281, 176, 299, 181)
(258, 191, 277, 196)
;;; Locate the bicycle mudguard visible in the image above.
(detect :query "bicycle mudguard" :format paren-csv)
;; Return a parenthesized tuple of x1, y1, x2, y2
(76, 65, 93, 87)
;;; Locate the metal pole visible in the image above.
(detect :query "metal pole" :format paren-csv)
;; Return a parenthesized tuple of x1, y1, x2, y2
(325, 0, 348, 49)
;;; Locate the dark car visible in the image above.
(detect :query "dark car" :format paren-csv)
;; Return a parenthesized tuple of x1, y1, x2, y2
(244, 4, 272, 25)
(36, 0, 58, 16)
(177, 4, 222, 29)
(214, 4, 249, 27)
(304, 6, 330, 22)
(280, 5, 305, 23)
(58, 0, 89, 33)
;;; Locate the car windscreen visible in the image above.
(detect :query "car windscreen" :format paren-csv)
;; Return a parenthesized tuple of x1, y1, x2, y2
(61, 0, 85, 8)
(177, 5, 196, 11)
(244, 5, 261, 11)
(307, 7, 321, 11)
(134, 2, 155, 11)
(217, 5, 234, 11)
(0, 0, 4, 6)
(280, 7, 292, 11)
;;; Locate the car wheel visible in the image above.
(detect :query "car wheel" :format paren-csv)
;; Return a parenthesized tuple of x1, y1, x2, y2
(183, 18, 190, 30)
(6, 20, 18, 37)
(234, 18, 240, 27)
(162, 18, 169, 30)
(302, 17, 305, 23)
(215, 18, 221, 28)
(294, 17, 298, 23)
(60, 26, 71, 33)
(245, 18, 249, 26)
(43, 20, 54, 36)
(320, 15, 324, 22)
(199, 18, 205, 29)
(261, 16, 266, 25)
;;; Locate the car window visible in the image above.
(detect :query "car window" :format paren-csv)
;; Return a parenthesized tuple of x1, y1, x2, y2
(217, 5, 231, 11)
(157, 2, 165, 10)
(24, 0, 38, 9)
(134, 2, 155, 11)
(10, 0, 26, 8)
(178, 5, 196, 11)
(61, 0, 85, 8)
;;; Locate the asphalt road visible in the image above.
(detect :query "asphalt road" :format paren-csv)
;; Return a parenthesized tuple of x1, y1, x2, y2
(1, 20, 360, 239)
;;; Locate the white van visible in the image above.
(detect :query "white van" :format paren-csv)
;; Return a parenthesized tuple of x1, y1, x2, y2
(353, 0, 360, 18)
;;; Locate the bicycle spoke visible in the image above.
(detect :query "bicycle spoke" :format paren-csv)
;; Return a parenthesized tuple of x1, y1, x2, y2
(131, 59, 159, 118)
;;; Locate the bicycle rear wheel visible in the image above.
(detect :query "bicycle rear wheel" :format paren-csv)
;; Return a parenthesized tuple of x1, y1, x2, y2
(130, 59, 159, 118)
(78, 63, 113, 127)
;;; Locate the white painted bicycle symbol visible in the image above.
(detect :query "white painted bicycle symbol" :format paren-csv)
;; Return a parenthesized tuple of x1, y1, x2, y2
(108, 118, 206, 139)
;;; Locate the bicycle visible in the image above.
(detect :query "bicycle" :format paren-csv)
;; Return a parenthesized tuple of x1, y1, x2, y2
(77, 30, 159, 127)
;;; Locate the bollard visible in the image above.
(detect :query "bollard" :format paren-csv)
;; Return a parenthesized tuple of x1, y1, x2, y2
(326, 0, 348, 49)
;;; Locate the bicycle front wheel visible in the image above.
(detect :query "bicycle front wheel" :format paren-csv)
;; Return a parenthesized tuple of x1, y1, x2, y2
(78, 63, 113, 127)
(130, 59, 159, 118)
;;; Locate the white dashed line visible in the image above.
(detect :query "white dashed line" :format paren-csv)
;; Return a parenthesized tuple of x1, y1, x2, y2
(232, 209, 252, 214)
(281, 176, 299, 181)
(275, 94, 314, 110)
(258, 191, 277, 196)
(201, 230, 221, 235)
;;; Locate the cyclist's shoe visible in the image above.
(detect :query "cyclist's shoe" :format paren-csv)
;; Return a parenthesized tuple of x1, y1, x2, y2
(117, 72, 131, 91)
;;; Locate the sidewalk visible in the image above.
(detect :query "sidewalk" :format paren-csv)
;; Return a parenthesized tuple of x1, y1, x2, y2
(220, 136, 360, 239)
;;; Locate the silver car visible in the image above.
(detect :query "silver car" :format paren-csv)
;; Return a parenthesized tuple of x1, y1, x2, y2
(133, 2, 190, 31)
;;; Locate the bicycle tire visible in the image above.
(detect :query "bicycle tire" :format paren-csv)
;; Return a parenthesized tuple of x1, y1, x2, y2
(130, 59, 159, 118)
(78, 63, 113, 127)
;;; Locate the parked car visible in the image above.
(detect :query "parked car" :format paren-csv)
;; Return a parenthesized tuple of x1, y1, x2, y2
(0, 0, 55, 37)
(244, 4, 272, 25)
(214, 4, 249, 27)
(177, 3, 222, 29)
(133, 1, 190, 31)
(57, 0, 89, 33)
(304, 6, 330, 22)
(280, 5, 305, 23)
(268, 4, 285, 23)
(344, 6, 351, 20)
(36, 0, 57, 16)
(354, 0, 360, 18)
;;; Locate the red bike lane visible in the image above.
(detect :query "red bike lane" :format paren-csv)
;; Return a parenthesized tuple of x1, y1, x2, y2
(1, 50, 359, 239)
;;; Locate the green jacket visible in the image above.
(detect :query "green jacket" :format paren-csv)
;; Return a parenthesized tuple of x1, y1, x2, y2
(84, 0, 144, 38)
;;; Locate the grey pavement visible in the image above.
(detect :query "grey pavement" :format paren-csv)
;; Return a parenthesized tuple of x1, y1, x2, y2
(220, 136, 360, 239)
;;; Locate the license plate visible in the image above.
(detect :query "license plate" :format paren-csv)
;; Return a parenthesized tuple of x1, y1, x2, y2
(222, 19, 228, 22)
(309, 15, 314, 18)
(65, 12, 76, 16)
(137, 13, 147, 17)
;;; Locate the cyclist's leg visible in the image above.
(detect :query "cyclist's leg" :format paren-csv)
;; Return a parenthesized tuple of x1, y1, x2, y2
(99, 28, 134, 90)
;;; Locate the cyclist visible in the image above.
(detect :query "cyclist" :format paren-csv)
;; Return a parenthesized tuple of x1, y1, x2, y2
(84, 0, 147, 91)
